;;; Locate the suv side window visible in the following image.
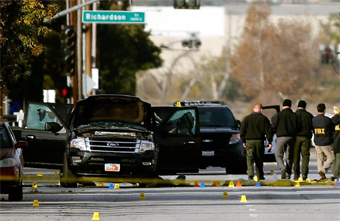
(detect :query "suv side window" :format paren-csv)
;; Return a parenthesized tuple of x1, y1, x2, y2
(26, 104, 61, 130)
(166, 110, 196, 135)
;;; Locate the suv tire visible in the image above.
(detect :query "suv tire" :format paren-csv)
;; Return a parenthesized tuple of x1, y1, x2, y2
(8, 184, 23, 201)
(60, 152, 77, 188)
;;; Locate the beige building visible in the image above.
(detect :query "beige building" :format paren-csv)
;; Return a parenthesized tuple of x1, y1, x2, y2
(133, 4, 338, 67)
(132, 4, 339, 105)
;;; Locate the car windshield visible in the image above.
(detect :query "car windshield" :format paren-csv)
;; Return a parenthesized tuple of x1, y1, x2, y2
(74, 96, 149, 128)
(0, 126, 11, 149)
(198, 107, 237, 128)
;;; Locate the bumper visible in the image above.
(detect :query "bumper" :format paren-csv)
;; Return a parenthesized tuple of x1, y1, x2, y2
(68, 150, 157, 177)
(0, 167, 20, 193)
(200, 142, 246, 168)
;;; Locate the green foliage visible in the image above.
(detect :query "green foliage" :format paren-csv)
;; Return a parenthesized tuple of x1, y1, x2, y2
(97, 2, 162, 95)
(0, 0, 59, 84)
(40, 15, 67, 96)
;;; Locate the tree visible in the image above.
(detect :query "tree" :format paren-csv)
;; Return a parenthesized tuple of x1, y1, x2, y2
(0, 0, 59, 116)
(230, 2, 319, 102)
(317, 13, 340, 104)
(137, 47, 249, 104)
(0, 0, 59, 84)
(97, 1, 162, 95)
(319, 13, 340, 47)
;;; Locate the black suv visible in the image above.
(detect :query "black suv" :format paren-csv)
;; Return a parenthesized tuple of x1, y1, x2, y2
(16, 95, 202, 187)
(174, 100, 247, 174)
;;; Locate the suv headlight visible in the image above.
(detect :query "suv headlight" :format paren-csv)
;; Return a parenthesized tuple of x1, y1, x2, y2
(229, 134, 241, 145)
(70, 137, 88, 150)
(140, 141, 155, 152)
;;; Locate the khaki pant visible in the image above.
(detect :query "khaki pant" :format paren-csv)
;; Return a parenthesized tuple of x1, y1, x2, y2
(315, 145, 334, 174)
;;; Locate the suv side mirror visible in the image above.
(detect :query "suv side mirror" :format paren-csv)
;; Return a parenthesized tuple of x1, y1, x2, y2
(45, 122, 63, 132)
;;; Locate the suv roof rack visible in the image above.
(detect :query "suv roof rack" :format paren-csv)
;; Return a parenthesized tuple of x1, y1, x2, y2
(173, 100, 225, 106)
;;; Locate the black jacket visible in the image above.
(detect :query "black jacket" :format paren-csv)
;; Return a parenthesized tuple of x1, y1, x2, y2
(331, 115, 340, 153)
(240, 112, 273, 144)
(271, 108, 299, 137)
(312, 114, 335, 146)
(295, 109, 314, 139)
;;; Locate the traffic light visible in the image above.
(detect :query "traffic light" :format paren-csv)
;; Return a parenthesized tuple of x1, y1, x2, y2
(320, 44, 334, 64)
(181, 33, 201, 49)
(61, 87, 73, 98)
(174, 0, 200, 9)
(181, 39, 201, 49)
(63, 26, 76, 76)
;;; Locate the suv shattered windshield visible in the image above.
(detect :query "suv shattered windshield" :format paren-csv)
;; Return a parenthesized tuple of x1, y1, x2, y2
(73, 96, 151, 130)
(76, 121, 148, 132)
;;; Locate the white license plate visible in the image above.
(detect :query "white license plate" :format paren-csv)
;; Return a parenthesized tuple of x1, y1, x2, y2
(105, 163, 120, 172)
(202, 151, 214, 157)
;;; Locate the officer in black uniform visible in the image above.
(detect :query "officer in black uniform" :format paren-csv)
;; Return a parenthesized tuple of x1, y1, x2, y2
(331, 107, 340, 180)
(293, 100, 314, 181)
(312, 103, 335, 179)
(240, 103, 273, 180)
(271, 99, 299, 179)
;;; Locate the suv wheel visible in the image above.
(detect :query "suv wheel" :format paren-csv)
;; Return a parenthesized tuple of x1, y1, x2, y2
(8, 184, 23, 201)
(60, 152, 77, 188)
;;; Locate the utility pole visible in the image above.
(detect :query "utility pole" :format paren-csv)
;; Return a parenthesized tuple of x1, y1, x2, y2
(66, 0, 85, 104)
(68, 0, 79, 105)
(92, 1, 98, 95)
(85, 0, 92, 97)
(217, 10, 233, 99)
(46, 0, 98, 104)
(76, 0, 82, 102)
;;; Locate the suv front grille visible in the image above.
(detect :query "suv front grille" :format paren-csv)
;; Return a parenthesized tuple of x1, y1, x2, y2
(89, 138, 140, 153)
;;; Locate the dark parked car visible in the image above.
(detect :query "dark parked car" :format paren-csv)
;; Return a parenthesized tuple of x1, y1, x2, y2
(173, 100, 247, 174)
(0, 122, 27, 201)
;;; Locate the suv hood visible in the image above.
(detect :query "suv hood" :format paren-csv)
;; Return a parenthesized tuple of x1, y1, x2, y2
(73, 95, 151, 130)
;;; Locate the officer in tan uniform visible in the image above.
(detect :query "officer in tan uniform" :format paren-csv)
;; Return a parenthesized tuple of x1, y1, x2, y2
(312, 103, 335, 179)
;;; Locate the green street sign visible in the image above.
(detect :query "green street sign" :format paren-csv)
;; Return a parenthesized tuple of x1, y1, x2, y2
(83, 10, 145, 24)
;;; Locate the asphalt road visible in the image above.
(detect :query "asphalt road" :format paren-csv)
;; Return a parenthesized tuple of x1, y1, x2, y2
(1, 154, 340, 221)
(0, 184, 339, 221)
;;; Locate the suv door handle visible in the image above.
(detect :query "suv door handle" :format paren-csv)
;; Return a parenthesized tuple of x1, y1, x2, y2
(184, 141, 195, 144)
(26, 135, 35, 140)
